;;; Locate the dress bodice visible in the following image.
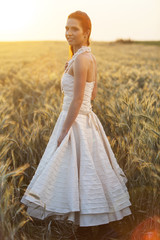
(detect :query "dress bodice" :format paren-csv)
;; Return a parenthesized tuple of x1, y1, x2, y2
(61, 72, 95, 113)
(60, 46, 95, 114)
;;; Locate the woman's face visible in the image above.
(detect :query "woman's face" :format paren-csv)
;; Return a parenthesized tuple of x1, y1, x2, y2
(65, 18, 87, 46)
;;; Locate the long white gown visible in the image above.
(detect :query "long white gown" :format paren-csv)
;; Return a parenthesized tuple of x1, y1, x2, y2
(21, 46, 132, 227)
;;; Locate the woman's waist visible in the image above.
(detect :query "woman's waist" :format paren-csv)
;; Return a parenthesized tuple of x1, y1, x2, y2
(62, 99, 93, 114)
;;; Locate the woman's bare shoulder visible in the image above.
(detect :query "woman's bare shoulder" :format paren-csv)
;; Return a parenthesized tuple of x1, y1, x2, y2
(74, 52, 96, 70)
(74, 53, 90, 66)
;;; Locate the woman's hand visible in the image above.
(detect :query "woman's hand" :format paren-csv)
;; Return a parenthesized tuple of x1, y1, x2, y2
(57, 129, 68, 148)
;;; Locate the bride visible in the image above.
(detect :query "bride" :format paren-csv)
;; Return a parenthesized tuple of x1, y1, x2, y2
(21, 10, 132, 240)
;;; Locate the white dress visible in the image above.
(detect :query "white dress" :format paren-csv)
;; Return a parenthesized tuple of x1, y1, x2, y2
(21, 46, 132, 227)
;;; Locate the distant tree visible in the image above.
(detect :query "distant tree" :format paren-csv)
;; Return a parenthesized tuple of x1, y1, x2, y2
(115, 38, 134, 44)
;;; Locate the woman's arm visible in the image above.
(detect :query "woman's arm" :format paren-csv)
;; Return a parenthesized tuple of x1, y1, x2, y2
(61, 54, 89, 133)
(91, 80, 97, 100)
(91, 57, 97, 100)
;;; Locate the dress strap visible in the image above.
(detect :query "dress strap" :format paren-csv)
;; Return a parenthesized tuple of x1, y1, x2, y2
(65, 46, 91, 74)
(65, 60, 73, 74)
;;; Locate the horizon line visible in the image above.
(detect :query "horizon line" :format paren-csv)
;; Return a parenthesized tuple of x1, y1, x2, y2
(0, 39, 160, 43)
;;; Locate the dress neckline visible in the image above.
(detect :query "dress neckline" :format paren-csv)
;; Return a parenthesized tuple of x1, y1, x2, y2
(71, 46, 91, 59)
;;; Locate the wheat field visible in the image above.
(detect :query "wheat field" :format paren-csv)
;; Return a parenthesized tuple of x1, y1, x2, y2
(0, 41, 160, 240)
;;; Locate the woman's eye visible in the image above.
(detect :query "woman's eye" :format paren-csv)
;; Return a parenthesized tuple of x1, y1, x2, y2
(65, 28, 78, 31)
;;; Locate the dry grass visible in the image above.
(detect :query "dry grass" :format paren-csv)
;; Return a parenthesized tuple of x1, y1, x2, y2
(0, 41, 160, 240)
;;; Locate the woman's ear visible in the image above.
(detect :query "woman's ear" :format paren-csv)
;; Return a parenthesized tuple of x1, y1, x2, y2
(84, 29, 90, 38)
(87, 29, 90, 37)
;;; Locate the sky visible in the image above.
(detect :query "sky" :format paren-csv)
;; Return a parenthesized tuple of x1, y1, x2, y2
(0, 0, 159, 42)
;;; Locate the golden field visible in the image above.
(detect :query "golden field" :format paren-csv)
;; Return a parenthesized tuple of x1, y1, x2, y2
(0, 41, 160, 240)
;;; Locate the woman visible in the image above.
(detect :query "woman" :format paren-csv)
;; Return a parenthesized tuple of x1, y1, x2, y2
(21, 11, 132, 240)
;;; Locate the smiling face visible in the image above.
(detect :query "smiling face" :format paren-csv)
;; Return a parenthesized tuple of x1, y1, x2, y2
(65, 18, 88, 47)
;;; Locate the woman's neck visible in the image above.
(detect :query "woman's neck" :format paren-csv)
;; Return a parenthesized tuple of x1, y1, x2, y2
(73, 44, 88, 54)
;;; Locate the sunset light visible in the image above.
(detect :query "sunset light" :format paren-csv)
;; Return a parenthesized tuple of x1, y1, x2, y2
(0, 0, 159, 42)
